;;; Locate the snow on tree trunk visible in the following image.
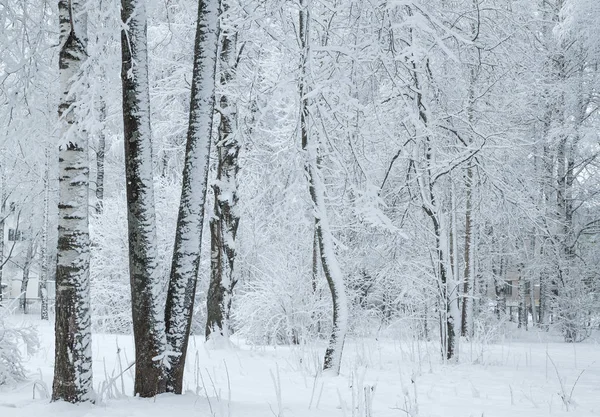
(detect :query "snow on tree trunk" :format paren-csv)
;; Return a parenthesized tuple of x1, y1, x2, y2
(493, 256, 507, 319)
(19, 236, 35, 313)
(309, 161, 349, 374)
(52, 0, 93, 403)
(120, 0, 167, 397)
(517, 266, 528, 330)
(40, 150, 50, 320)
(95, 99, 106, 214)
(206, 2, 240, 341)
(298, 0, 347, 374)
(461, 163, 473, 338)
(164, 0, 220, 394)
(0, 179, 4, 304)
(413, 90, 457, 360)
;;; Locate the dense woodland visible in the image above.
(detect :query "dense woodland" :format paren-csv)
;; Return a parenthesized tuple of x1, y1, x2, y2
(1, 0, 600, 403)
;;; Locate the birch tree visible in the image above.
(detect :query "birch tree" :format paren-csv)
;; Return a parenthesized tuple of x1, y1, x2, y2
(0, 179, 5, 304)
(52, 0, 94, 403)
(164, 0, 220, 394)
(40, 150, 51, 320)
(206, 0, 240, 340)
(120, 0, 167, 396)
(298, 0, 348, 374)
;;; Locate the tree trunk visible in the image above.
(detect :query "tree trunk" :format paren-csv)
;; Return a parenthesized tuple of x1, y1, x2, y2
(19, 235, 35, 313)
(299, 0, 348, 374)
(120, 0, 167, 397)
(52, 0, 93, 402)
(164, 0, 220, 394)
(539, 120, 552, 328)
(461, 163, 473, 337)
(517, 266, 527, 330)
(206, 5, 240, 340)
(95, 99, 106, 214)
(0, 179, 5, 304)
(40, 150, 50, 320)
(493, 256, 506, 319)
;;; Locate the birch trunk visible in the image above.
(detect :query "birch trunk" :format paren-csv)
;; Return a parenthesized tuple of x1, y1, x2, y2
(461, 162, 473, 337)
(52, 0, 93, 402)
(164, 0, 220, 394)
(95, 99, 106, 214)
(412, 73, 456, 360)
(493, 255, 506, 319)
(206, 3, 240, 340)
(539, 120, 553, 328)
(19, 236, 35, 313)
(517, 266, 528, 329)
(299, 0, 348, 374)
(40, 154, 50, 320)
(120, 0, 167, 396)
(0, 180, 4, 304)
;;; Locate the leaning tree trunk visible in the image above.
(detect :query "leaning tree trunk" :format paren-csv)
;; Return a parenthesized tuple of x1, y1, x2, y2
(206, 5, 240, 340)
(299, 0, 348, 374)
(164, 0, 220, 394)
(52, 0, 94, 403)
(121, 0, 167, 397)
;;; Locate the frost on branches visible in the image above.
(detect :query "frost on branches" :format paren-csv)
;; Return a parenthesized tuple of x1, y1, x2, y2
(0, 310, 38, 386)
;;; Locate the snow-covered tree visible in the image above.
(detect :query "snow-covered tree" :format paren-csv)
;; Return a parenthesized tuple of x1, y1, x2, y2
(52, 0, 94, 403)
(120, 0, 167, 396)
(165, 0, 220, 393)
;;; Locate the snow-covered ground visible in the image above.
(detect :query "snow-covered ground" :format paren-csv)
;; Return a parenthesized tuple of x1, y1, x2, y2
(2, 314, 600, 417)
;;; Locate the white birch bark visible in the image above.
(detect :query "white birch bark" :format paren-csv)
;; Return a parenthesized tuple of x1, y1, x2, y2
(164, 0, 220, 394)
(40, 152, 50, 320)
(95, 99, 106, 214)
(19, 234, 35, 313)
(52, 0, 93, 402)
(206, 0, 240, 341)
(299, 0, 348, 374)
(0, 175, 4, 304)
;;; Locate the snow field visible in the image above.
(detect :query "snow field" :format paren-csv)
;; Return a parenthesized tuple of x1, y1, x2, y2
(2, 315, 600, 417)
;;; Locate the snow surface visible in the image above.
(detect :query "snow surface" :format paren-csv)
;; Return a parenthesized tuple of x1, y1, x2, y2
(2, 314, 600, 417)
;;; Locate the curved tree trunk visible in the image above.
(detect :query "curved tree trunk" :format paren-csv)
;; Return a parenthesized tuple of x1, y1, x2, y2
(298, 0, 348, 374)
(164, 0, 220, 394)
